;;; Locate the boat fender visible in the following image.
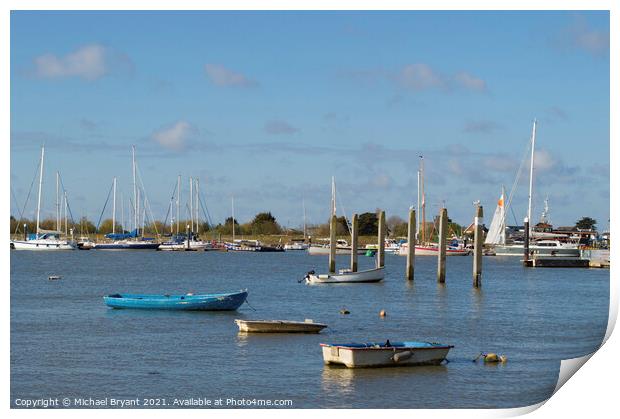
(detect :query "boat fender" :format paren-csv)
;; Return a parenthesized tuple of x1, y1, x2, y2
(392, 351, 413, 363)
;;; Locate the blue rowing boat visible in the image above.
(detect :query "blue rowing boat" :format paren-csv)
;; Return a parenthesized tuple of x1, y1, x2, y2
(103, 290, 248, 310)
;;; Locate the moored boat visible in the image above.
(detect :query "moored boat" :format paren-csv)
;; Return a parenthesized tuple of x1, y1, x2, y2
(397, 243, 470, 256)
(235, 319, 327, 333)
(103, 290, 248, 310)
(305, 267, 385, 284)
(321, 341, 453, 368)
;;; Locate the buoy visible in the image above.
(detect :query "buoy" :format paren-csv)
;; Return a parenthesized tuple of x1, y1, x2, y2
(473, 352, 508, 363)
(379, 309, 387, 317)
(339, 309, 350, 315)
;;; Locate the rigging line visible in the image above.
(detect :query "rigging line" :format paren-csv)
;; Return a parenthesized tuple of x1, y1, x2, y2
(13, 158, 41, 235)
(10, 185, 26, 234)
(198, 193, 213, 229)
(95, 181, 115, 231)
(506, 139, 532, 221)
(335, 189, 352, 236)
(162, 181, 178, 231)
(57, 173, 77, 227)
(135, 163, 160, 236)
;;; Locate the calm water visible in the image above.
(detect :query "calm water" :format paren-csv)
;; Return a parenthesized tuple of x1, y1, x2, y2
(10, 250, 609, 408)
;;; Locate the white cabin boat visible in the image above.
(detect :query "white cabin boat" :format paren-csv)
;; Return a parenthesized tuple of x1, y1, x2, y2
(305, 267, 385, 284)
(11, 232, 76, 250)
(235, 319, 327, 333)
(397, 243, 469, 256)
(308, 239, 366, 255)
(321, 341, 453, 368)
(494, 240, 579, 257)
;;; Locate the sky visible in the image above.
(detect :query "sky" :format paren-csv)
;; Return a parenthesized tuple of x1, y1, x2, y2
(9, 10, 610, 231)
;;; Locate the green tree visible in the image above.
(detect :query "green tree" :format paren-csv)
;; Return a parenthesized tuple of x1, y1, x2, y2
(250, 212, 282, 235)
(575, 217, 597, 230)
(98, 218, 124, 234)
(358, 212, 378, 235)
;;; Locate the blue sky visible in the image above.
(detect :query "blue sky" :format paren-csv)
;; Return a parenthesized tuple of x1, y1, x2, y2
(10, 11, 610, 230)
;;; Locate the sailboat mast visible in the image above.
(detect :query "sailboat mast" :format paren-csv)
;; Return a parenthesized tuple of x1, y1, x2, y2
(500, 185, 506, 245)
(231, 196, 235, 242)
(302, 196, 307, 240)
(35, 146, 45, 235)
(121, 193, 124, 234)
(527, 120, 537, 227)
(176, 175, 181, 235)
(132, 146, 137, 232)
(420, 156, 426, 244)
(64, 191, 68, 235)
(56, 171, 60, 232)
(189, 177, 194, 233)
(416, 169, 420, 243)
(112, 177, 117, 234)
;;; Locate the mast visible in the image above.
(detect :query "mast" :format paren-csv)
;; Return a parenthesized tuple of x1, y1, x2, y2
(302, 196, 307, 240)
(420, 156, 426, 244)
(136, 189, 141, 236)
(231, 195, 235, 242)
(64, 191, 68, 235)
(176, 175, 181, 234)
(527, 120, 537, 230)
(121, 192, 124, 234)
(35, 146, 45, 235)
(56, 171, 60, 232)
(132, 145, 137, 233)
(416, 169, 420, 243)
(195, 178, 200, 234)
(112, 177, 117, 234)
(189, 177, 194, 234)
(500, 185, 506, 245)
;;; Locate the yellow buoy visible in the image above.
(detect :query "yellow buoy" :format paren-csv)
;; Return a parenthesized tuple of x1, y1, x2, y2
(379, 309, 387, 317)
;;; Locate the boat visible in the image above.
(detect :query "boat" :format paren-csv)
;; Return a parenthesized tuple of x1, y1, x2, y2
(158, 234, 211, 251)
(397, 242, 470, 256)
(10, 146, 76, 250)
(304, 177, 385, 284)
(305, 267, 385, 284)
(103, 290, 248, 310)
(366, 239, 401, 254)
(235, 319, 327, 333)
(487, 122, 579, 257)
(307, 239, 366, 255)
(284, 239, 309, 251)
(225, 239, 284, 252)
(320, 341, 454, 368)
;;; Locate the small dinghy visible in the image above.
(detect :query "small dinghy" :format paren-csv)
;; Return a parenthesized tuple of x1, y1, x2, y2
(103, 290, 248, 311)
(305, 267, 384, 284)
(235, 319, 327, 333)
(321, 340, 453, 368)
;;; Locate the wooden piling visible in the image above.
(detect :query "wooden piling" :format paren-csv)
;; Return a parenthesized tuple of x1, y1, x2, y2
(473, 205, 483, 287)
(351, 213, 358, 272)
(406, 207, 416, 280)
(437, 208, 447, 283)
(186, 224, 191, 250)
(329, 214, 337, 273)
(377, 210, 386, 268)
(523, 217, 530, 265)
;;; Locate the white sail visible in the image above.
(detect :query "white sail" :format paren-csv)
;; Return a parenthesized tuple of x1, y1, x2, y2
(484, 188, 506, 245)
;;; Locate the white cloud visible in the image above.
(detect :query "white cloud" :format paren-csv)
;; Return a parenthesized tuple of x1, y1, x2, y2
(151, 121, 194, 151)
(264, 120, 299, 135)
(565, 17, 609, 56)
(34, 44, 108, 80)
(454, 72, 487, 91)
(394, 64, 445, 91)
(534, 149, 557, 172)
(204, 64, 258, 87)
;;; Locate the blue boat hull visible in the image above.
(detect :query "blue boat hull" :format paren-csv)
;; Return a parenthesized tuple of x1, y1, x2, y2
(103, 291, 248, 310)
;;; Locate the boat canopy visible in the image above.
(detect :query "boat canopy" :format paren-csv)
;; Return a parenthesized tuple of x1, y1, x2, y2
(105, 229, 138, 240)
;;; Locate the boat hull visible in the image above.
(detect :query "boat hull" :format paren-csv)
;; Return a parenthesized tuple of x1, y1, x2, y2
(235, 319, 327, 333)
(10, 239, 76, 250)
(397, 245, 469, 256)
(103, 291, 248, 310)
(306, 267, 384, 284)
(493, 244, 579, 257)
(321, 341, 453, 368)
(94, 241, 160, 250)
(307, 246, 367, 255)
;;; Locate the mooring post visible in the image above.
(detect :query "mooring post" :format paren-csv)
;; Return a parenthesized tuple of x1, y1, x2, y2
(377, 210, 386, 268)
(329, 214, 337, 273)
(473, 205, 483, 287)
(437, 208, 448, 283)
(406, 207, 416, 280)
(351, 213, 358, 272)
(186, 224, 191, 250)
(23, 224, 27, 241)
(523, 217, 530, 266)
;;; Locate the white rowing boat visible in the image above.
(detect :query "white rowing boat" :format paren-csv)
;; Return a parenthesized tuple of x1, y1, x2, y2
(305, 267, 384, 284)
(235, 319, 327, 333)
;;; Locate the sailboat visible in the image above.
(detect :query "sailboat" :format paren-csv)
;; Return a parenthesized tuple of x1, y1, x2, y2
(304, 177, 384, 284)
(397, 156, 468, 256)
(307, 178, 366, 255)
(94, 146, 159, 250)
(10, 146, 77, 250)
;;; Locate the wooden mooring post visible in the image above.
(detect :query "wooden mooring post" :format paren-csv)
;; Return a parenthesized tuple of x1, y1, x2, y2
(329, 214, 337, 273)
(406, 207, 416, 280)
(523, 217, 530, 266)
(437, 208, 448, 283)
(473, 205, 483, 287)
(377, 210, 386, 268)
(351, 213, 358, 272)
